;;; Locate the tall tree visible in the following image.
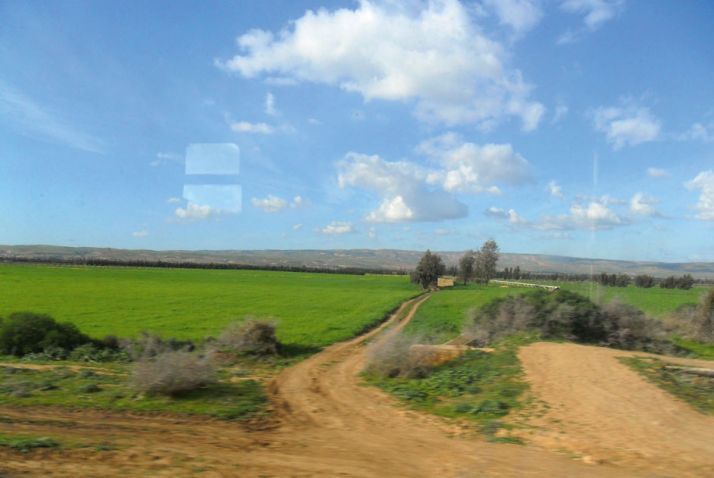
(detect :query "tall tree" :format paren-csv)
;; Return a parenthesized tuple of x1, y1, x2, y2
(474, 240, 499, 283)
(458, 250, 475, 285)
(412, 250, 446, 289)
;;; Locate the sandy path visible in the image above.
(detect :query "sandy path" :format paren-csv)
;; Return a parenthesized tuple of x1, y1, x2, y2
(0, 296, 636, 477)
(518, 342, 714, 477)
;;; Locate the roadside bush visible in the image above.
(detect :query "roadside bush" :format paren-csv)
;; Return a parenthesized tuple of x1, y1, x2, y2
(364, 330, 433, 379)
(130, 350, 216, 396)
(121, 332, 195, 361)
(217, 318, 280, 355)
(465, 290, 672, 353)
(69, 343, 129, 363)
(0, 312, 91, 357)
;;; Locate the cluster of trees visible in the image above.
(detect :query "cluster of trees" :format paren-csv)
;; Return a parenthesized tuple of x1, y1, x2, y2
(634, 274, 656, 288)
(411, 240, 500, 289)
(597, 273, 632, 287)
(500, 266, 522, 280)
(660, 274, 695, 290)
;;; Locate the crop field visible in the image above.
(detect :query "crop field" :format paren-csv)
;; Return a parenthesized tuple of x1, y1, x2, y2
(0, 264, 419, 348)
(545, 282, 707, 317)
(403, 284, 530, 343)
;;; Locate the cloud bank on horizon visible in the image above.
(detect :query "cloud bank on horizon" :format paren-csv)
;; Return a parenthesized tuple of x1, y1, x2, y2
(1, 0, 713, 262)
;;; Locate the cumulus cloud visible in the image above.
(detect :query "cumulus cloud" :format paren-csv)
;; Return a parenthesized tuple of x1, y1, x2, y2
(592, 102, 661, 149)
(685, 170, 714, 220)
(337, 152, 468, 223)
(251, 195, 288, 213)
(418, 133, 532, 193)
(231, 121, 274, 134)
(647, 167, 669, 178)
(337, 134, 531, 223)
(535, 201, 626, 231)
(629, 192, 659, 216)
(558, 0, 624, 43)
(219, 0, 544, 130)
(484, 207, 526, 224)
(174, 203, 219, 220)
(131, 230, 149, 238)
(482, 0, 543, 35)
(547, 180, 563, 198)
(319, 221, 355, 234)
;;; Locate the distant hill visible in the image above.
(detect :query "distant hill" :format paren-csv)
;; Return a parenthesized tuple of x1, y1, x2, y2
(2, 245, 713, 279)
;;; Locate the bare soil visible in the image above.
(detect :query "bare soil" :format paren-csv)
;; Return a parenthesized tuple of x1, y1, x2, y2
(518, 342, 714, 477)
(0, 295, 700, 477)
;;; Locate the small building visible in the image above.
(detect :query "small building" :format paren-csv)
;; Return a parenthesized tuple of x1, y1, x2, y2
(437, 276, 455, 288)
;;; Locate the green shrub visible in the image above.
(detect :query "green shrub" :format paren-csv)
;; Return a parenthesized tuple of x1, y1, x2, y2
(0, 312, 91, 357)
(466, 290, 672, 352)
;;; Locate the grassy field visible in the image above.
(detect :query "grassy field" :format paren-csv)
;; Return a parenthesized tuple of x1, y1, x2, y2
(0, 264, 420, 348)
(542, 282, 706, 317)
(0, 364, 266, 419)
(403, 284, 530, 343)
(404, 282, 708, 345)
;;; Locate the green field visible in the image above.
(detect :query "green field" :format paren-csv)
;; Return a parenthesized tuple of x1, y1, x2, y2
(0, 264, 419, 348)
(403, 284, 530, 343)
(548, 282, 706, 317)
(404, 282, 708, 344)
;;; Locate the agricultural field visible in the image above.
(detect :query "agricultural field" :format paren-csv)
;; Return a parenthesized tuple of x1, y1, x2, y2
(0, 264, 420, 348)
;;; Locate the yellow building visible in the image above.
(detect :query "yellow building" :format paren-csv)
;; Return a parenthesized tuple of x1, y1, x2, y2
(437, 276, 455, 288)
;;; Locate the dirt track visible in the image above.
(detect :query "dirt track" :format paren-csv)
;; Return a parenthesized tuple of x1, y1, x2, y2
(0, 295, 705, 477)
(519, 342, 714, 477)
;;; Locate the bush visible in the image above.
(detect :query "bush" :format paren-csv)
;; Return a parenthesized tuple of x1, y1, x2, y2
(464, 290, 671, 353)
(69, 343, 129, 363)
(130, 351, 216, 396)
(0, 312, 91, 357)
(217, 319, 280, 355)
(364, 330, 434, 379)
(121, 332, 195, 361)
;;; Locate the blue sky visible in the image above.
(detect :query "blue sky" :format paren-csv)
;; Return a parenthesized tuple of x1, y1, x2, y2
(1, 0, 713, 261)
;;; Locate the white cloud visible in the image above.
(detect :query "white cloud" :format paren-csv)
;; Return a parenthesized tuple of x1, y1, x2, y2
(679, 122, 714, 142)
(552, 103, 569, 123)
(0, 80, 105, 154)
(174, 203, 219, 220)
(265, 93, 278, 116)
(308, 118, 321, 125)
(251, 194, 288, 213)
(368, 227, 377, 239)
(292, 223, 304, 230)
(319, 221, 355, 234)
(131, 230, 149, 238)
(166, 197, 182, 204)
(337, 152, 467, 223)
(629, 192, 659, 216)
(535, 201, 626, 231)
(685, 170, 714, 220)
(231, 121, 274, 134)
(485, 206, 508, 218)
(482, 0, 543, 35)
(418, 133, 531, 193)
(647, 167, 669, 178)
(484, 206, 526, 224)
(558, 0, 624, 43)
(291, 195, 304, 208)
(219, 0, 544, 130)
(592, 102, 661, 149)
(547, 180, 563, 198)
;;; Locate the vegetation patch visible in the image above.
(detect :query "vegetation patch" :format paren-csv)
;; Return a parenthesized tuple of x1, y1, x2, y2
(0, 364, 266, 420)
(0, 433, 59, 453)
(365, 333, 534, 434)
(620, 357, 714, 414)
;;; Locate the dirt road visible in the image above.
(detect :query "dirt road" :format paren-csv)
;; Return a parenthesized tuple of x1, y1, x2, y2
(518, 342, 714, 477)
(0, 296, 675, 477)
